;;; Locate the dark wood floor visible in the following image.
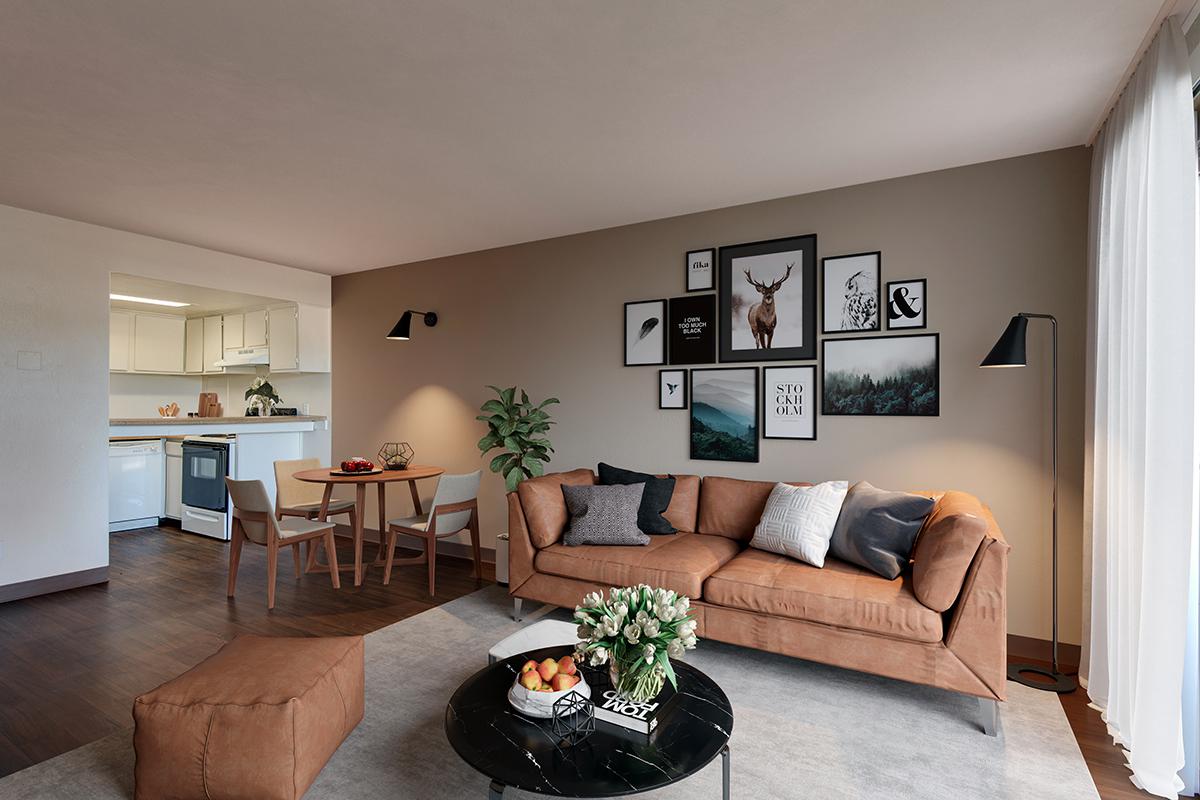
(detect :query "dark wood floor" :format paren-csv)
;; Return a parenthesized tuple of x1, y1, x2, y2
(0, 527, 1154, 798)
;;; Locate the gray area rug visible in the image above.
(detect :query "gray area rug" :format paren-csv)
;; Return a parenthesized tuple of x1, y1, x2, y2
(0, 585, 1099, 799)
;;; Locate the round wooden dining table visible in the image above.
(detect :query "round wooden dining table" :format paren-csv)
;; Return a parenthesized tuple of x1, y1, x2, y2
(293, 465, 445, 586)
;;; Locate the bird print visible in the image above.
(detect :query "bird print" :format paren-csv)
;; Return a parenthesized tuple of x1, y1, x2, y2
(667, 383, 679, 395)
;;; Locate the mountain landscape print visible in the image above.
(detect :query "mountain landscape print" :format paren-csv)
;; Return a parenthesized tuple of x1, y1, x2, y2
(690, 367, 759, 462)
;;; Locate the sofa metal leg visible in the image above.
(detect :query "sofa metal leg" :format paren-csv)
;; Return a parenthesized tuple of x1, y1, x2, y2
(978, 697, 999, 736)
(512, 597, 523, 623)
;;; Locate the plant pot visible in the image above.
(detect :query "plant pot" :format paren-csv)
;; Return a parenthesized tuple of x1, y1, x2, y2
(609, 659, 666, 703)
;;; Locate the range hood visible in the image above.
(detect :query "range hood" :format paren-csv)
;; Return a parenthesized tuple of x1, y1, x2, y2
(215, 346, 269, 368)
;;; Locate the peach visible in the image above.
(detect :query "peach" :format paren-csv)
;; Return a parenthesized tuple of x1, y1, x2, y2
(551, 673, 578, 692)
(537, 658, 559, 682)
(556, 656, 577, 676)
(519, 671, 542, 691)
(520, 660, 538, 674)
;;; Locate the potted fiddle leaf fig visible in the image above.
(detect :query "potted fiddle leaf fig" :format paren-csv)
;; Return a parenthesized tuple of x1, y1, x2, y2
(477, 385, 558, 492)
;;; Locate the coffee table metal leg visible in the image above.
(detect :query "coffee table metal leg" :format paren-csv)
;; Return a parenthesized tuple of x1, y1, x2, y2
(722, 744, 730, 799)
(488, 779, 505, 799)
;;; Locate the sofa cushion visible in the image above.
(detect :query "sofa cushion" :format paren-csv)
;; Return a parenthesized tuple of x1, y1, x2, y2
(663, 474, 700, 532)
(535, 531, 741, 599)
(829, 481, 935, 579)
(698, 475, 812, 542)
(562, 483, 649, 546)
(910, 491, 989, 612)
(598, 462, 677, 534)
(702, 548, 943, 643)
(517, 468, 596, 549)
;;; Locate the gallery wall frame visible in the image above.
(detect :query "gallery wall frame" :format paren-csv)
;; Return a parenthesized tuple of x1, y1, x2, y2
(885, 278, 928, 330)
(623, 298, 667, 366)
(668, 294, 717, 365)
(659, 368, 688, 409)
(718, 234, 818, 363)
(690, 366, 760, 462)
(762, 365, 817, 440)
(685, 248, 715, 292)
(821, 333, 940, 417)
(821, 251, 882, 335)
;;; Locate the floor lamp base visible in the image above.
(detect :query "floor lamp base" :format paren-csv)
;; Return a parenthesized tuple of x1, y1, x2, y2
(1007, 662, 1077, 694)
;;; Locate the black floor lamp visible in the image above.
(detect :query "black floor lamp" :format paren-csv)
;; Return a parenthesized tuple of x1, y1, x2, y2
(980, 313, 1077, 694)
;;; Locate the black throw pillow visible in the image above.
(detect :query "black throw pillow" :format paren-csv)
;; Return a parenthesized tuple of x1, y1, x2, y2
(828, 481, 935, 579)
(597, 462, 677, 534)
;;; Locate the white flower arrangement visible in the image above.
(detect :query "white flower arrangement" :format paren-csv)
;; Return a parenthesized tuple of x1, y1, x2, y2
(573, 584, 699, 701)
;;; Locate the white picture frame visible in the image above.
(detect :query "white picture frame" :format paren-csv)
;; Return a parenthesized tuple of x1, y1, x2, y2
(763, 365, 816, 440)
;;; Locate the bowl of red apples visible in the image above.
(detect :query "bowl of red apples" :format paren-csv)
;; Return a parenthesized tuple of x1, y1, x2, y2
(506, 654, 590, 718)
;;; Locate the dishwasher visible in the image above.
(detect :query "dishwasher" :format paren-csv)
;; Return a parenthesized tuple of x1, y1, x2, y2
(108, 439, 164, 532)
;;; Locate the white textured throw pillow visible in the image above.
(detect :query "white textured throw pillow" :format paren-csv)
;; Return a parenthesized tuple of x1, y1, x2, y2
(750, 481, 850, 567)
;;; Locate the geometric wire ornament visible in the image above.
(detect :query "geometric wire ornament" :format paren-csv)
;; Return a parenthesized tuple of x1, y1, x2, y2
(551, 690, 594, 747)
(378, 442, 415, 470)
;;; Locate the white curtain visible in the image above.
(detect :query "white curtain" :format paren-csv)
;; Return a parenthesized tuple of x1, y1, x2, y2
(1083, 15, 1200, 799)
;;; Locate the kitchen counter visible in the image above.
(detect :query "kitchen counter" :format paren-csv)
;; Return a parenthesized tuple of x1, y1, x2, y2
(109, 415, 328, 437)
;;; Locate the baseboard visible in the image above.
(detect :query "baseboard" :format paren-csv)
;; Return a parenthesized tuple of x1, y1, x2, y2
(0, 566, 109, 604)
(332, 524, 496, 564)
(1007, 634, 1082, 671)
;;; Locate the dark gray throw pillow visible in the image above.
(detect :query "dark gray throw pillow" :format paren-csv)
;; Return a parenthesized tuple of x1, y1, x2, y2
(561, 483, 650, 547)
(829, 481, 934, 579)
(597, 462, 677, 534)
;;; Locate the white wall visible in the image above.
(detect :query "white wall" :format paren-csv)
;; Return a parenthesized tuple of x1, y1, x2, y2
(0, 204, 329, 593)
(109, 373, 203, 418)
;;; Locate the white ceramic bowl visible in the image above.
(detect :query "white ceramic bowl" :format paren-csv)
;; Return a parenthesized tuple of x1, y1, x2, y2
(507, 672, 591, 719)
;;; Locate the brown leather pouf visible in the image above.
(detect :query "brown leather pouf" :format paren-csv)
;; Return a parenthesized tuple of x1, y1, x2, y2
(133, 635, 364, 800)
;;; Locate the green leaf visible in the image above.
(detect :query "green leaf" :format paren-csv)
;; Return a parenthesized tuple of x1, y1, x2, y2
(522, 455, 544, 476)
(538, 398, 560, 409)
(521, 390, 529, 405)
(504, 466, 524, 492)
(497, 419, 517, 436)
(503, 436, 522, 454)
(489, 453, 513, 473)
(486, 384, 504, 397)
(500, 387, 516, 406)
(477, 434, 501, 453)
(479, 399, 506, 415)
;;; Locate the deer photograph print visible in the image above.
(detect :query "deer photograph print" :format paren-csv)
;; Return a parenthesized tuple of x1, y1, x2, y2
(668, 294, 716, 365)
(718, 234, 818, 362)
(822, 251, 881, 334)
(624, 299, 667, 365)
(822, 333, 939, 416)
(690, 367, 759, 461)
(763, 365, 816, 439)
(659, 368, 688, 409)
(685, 248, 715, 292)
(886, 278, 927, 330)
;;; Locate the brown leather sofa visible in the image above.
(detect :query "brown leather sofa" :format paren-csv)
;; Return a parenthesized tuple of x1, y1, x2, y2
(507, 469, 1010, 734)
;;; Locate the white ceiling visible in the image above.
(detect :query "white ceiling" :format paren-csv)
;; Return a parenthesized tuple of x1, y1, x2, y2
(0, 1, 1163, 275)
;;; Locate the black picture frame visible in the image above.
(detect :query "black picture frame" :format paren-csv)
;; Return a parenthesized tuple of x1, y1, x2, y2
(658, 368, 688, 409)
(762, 365, 817, 440)
(821, 251, 882, 335)
(885, 278, 928, 330)
(718, 234, 818, 362)
(668, 294, 717, 365)
(821, 333, 940, 417)
(623, 298, 666, 366)
(690, 366, 760, 462)
(685, 248, 715, 292)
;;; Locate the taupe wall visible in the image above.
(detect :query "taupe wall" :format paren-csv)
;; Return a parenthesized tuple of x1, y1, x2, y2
(332, 147, 1089, 644)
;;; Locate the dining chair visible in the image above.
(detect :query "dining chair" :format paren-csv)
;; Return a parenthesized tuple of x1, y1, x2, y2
(383, 470, 482, 596)
(274, 457, 356, 574)
(226, 477, 341, 610)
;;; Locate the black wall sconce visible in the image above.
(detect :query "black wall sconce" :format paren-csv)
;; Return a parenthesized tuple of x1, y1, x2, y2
(386, 310, 438, 340)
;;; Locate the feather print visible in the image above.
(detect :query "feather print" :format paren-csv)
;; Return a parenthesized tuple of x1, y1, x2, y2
(637, 317, 659, 342)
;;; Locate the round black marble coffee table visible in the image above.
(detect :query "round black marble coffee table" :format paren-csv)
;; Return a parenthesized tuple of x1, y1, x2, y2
(445, 645, 733, 798)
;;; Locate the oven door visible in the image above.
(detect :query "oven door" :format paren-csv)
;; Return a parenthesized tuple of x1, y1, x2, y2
(182, 442, 229, 512)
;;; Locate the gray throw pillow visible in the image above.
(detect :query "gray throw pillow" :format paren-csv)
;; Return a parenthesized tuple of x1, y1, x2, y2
(561, 483, 650, 547)
(828, 481, 934, 579)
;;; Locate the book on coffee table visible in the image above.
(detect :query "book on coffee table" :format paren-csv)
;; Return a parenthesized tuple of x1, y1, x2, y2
(591, 681, 681, 735)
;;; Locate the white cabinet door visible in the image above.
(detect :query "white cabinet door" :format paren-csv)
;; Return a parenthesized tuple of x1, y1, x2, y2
(243, 309, 268, 348)
(223, 313, 244, 350)
(164, 450, 182, 520)
(185, 317, 204, 373)
(203, 315, 223, 373)
(269, 306, 299, 371)
(109, 311, 132, 372)
(132, 314, 186, 373)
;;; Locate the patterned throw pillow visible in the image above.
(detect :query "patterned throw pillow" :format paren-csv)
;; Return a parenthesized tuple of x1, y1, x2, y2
(561, 483, 651, 547)
(749, 481, 850, 567)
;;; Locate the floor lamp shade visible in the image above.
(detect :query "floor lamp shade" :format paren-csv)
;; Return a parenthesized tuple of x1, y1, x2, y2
(980, 315, 1028, 367)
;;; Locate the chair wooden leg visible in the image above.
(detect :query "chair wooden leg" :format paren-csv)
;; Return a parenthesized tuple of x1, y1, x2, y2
(324, 532, 341, 590)
(227, 526, 244, 597)
(426, 535, 437, 597)
(291, 543, 303, 578)
(469, 513, 482, 580)
(266, 540, 279, 610)
(382, 528, 398, 585)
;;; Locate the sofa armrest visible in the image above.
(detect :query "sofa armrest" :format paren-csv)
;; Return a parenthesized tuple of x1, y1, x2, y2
(507, 491, 538, 594)
(944, 529, 1010, 700)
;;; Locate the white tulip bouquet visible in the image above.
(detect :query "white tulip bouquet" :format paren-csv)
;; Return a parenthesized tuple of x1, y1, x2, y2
(573, 585, 699, 703)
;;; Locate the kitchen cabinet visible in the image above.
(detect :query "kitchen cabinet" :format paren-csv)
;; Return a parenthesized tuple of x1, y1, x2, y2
(132, 314, 186, 373)
(202, 315, 223, 373)
(243, 309, 268, 348)
(109, 311, 132, 372)
(164, 439, 182, 520)
(269, 303, 330, 373)
(185, 317, 204, 373)
(223, 313, 244, 350)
